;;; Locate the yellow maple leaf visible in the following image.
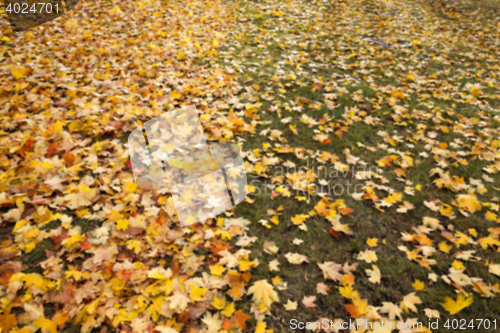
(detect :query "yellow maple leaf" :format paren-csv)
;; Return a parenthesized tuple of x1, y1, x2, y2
(441, 293, 473, 315)
(412, 280, 425, 291)
(190, 285, 207, 302)
(366, 238, 378, 247)
(170, 90, 182, 100)
(439, 204, 454, 218)
(65, 267, 90, 281)
(209, 263, 226, 276)
(485, 211, 497, 221)
(489, 264, 500, 276)
(345, 297, 368, 318)
(291, 214, 307, 225)
(25, 241, 37, 254)
(116, 218, 129, 231)
(222, 302, 235, 317)
(284, 299, 298, 311)
(456, 194, 482, 213)
(271, 276, 283, 288)
(124, 181, 137, 193)
(247, 279, 279, 308)
(10, 66, 25, 80)
(33, 317, 57, 333)
(63, 234, 85, 250)
(339, 284, 355, 299)
(210, 296, 226, 310)
(439, 241, 452, 253)
(452, 260, 465, 270)
(239, 259, 258, 272)
(255, 321, 267, 333)
(126, 239, 142, 254)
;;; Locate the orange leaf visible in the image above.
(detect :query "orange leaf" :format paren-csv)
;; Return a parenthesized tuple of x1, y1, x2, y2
(338, 207, 354, 216)
(221, 316, 238, 330)
(330, 227, 342, 237)
(234, 310, 250, 329)
(0, 306, 16, 333)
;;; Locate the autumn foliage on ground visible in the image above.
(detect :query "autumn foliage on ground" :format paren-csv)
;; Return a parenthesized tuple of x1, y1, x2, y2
(1, 0, 500, 332)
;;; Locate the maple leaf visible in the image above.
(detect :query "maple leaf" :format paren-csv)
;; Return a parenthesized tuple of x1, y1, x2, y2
(424, 308, 440, 319)
(485, 211, 498, 221)
(254, 321, 267, 333)
(342, 262, 359, 274)
(345, 297, 368, 318)
(247, 279, 279, 308)
(262, 241, 279, 254)
(218, 250, 239, 268)
(357, 250, 378, 263)
(33, 317, 57, 333)
(316, 282, 330, 295)
(291, 214, 308, 225)
(233, 311, 250, 330)
(202, 312, 222, 333)
(284, 252, 309, 264)
(116, 218, 129, 231)
(166, 293, 191, 312)
(4, 208, 22, 222)
(44, 175, 66, 191)
(366, 265, 381, 284)
(238, 259, 258, 271)
(412, 280, 425, 291)
(190, 285, 208, 302)
(366, 238, 378, 247)
(380, 302, 402, 320)
(269, 259, 280, 271)
(489, 263, 500, 277)
(10, 66, 26, 79)
(284, 299, 298, 311)
(318, 262, 343, 281)
(441, 293, 473, 315)
(456, 194, 482, 213)
(221, 302, 235, 317)
(302, 295, 317, 308)
(400, 293, 422, 313)
(21, 303, 45, 322)
(0, 307, 16, 333)
(210, 296, 226, 310)
(209, 263, 226, 276)
(422, 217, 443, 230)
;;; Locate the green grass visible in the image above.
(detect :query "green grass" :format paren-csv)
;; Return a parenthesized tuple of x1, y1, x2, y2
(217, 0, 500, 331)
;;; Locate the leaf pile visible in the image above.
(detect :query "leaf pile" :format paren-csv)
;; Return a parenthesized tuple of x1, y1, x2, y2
(0, 0, 257, 332)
